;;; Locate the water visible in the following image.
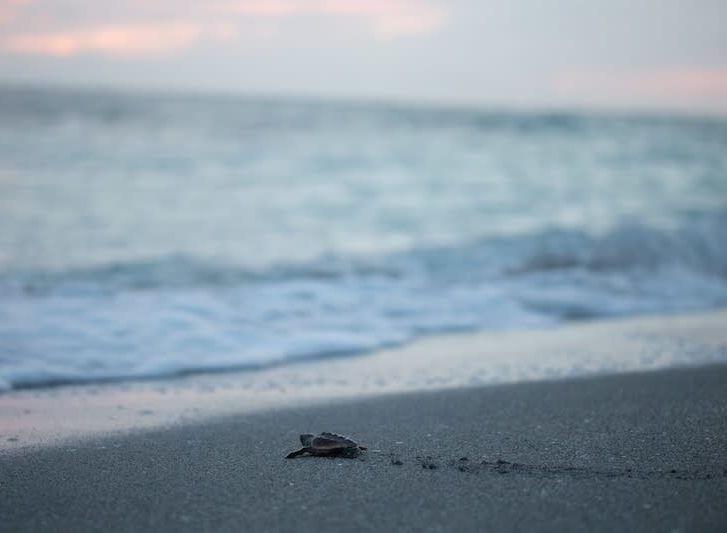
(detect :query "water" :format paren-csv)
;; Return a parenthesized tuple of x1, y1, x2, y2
(1, 86, 727, 390)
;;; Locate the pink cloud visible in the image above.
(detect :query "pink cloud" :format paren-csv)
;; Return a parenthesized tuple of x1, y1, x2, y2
(368, 7, 444, 37)
(320, 0, 446, 37)
(0, 0, 31, 25)
(0, 0, 445, 57)
(555, 68, 727, 109)
(1, 22, 207, 56)
(216, 0, 446, 37)
(217, 1, 301, 16)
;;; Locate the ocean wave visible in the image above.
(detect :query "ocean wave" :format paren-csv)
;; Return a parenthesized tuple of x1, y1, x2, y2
(2, 215, 727, 390)
(508, 213, 727, 277)
(5, 213, 727, 296)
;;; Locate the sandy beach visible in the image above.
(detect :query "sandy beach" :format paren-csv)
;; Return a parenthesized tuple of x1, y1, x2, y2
(2, 365, 726, 532)
(2, 312, 727, 532)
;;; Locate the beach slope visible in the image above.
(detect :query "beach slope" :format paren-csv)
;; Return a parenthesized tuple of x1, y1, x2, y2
(2, 364, 727, 532)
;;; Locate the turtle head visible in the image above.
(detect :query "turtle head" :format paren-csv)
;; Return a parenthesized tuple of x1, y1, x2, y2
(299, 433, 315, 446)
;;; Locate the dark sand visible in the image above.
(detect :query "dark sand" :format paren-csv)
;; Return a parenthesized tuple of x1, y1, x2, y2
(2, 364, 727, 532)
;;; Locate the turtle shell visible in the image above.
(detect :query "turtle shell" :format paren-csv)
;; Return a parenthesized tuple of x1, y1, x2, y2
(286, 432, 366, 458)
(308, 432, 359, 451)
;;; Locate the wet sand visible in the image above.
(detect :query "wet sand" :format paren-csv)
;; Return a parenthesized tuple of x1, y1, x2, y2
(2, 363, 727, 532)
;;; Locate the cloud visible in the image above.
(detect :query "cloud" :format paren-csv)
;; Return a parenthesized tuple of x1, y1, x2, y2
(0, 0, 445, 57)
(0, 22, 227, 56)
(554, 67, 727, 109)
(185, 0, 447, 38)
(0, 0, 31, 25)
(368, 7, 444, 38)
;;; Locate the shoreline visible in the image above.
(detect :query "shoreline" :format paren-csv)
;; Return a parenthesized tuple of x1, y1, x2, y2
(2, 363, 726, 531)
(2, 308, 727, 452)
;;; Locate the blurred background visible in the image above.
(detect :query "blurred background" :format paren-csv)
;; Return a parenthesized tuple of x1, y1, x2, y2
(1, 0, 727, 390)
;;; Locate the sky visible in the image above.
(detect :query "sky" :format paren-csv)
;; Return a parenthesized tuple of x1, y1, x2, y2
(0, 0, 726, 114)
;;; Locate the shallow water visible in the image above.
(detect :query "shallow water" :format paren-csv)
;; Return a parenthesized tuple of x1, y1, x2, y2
(1, 86, 727, 389)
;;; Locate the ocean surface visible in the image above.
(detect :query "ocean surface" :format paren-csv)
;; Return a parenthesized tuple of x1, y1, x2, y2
(1, 86, 727, 391)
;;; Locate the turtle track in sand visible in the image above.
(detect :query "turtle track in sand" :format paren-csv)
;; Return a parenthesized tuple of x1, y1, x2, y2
(322, 452, 727, 482)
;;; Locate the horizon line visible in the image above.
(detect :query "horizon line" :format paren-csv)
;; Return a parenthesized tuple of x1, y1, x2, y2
(1, 77, 726, 122)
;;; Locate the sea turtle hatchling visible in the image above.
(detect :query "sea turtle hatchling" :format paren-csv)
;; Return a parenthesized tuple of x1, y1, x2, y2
(285, 432, 367, 459)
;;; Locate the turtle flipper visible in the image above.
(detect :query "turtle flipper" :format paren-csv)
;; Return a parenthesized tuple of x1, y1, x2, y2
(286, 447, 311, 459)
